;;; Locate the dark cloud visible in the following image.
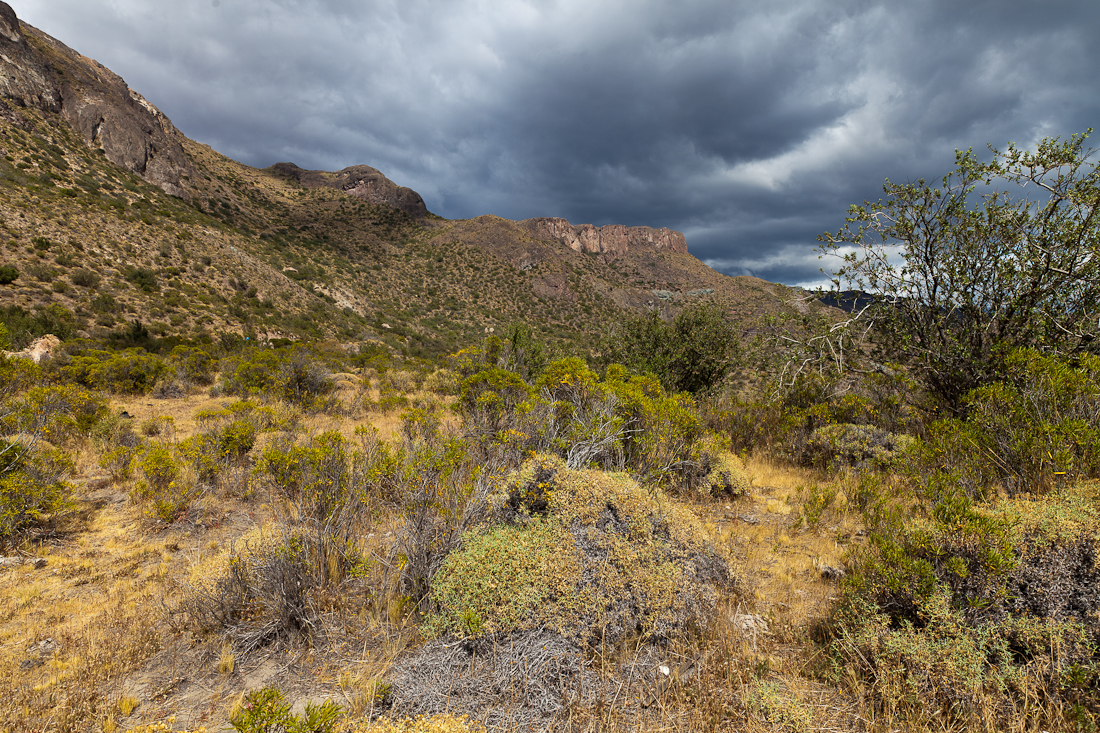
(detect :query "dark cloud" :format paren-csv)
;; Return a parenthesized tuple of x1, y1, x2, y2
(14, 0, 1100, 286)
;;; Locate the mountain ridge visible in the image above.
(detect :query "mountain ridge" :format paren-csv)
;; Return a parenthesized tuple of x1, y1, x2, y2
(0, 1, 821, 357)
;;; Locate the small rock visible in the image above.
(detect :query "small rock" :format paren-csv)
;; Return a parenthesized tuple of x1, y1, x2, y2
(820, 564, 846, 582)
(19, 658, 43, 670)
(731, 613, 769, 635)
(739, 514, 760, 525)
(33, 558, 47, 570)
(29, 638, 62, 656)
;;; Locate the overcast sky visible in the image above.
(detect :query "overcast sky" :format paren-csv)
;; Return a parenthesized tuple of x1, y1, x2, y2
(13, 0, 1100, 287)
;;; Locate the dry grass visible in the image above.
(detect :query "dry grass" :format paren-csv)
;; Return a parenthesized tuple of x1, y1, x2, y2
(2, 385, 874, 732)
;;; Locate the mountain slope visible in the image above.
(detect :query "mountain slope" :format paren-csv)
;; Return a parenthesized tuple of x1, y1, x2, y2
(0, 2, 816, 357)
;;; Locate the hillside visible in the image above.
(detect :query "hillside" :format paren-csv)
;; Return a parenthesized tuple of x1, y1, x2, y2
(0, 4, 813, 358)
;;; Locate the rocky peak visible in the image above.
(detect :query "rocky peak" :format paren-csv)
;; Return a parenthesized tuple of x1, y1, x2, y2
(0, 2, 195, 198)
(520, 217, 688, 256)
(0, 2, 61, 112)
(268, 162, 428, 217)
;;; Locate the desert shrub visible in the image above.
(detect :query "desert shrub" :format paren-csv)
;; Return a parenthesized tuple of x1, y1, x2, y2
(427, 454, 733, 647)
(423, 368, 459, 395)
(6, 383, 108, 444)
(904, 350, 1100, 499)
(64, 348, 168, 395)
(123, 266, 158, 292)
(966, 349, 1100, 491)
(0, 303, 83, 348)
(830, 478, 1100, 730)
(256, 431, 360, 522)
(130, 444, 198, 522)
(457, 359, 709, 484)
(99, 444, 138, 481)
(698, 449, 751, 497)
(0, 444, 74, 548)
(804, 423, 914, 470)
(0, 369, 93, 545)
(457, 367, 532, 439)
(603, 368, 703, 483)
(68, 268, 99, 288)
(219, 346, 334, 406)
(346, 714, 481, 733)
(229, 685, 342, 733)
(383, 369, 419, 394)
(0, 265, 17, 285)
(183, 520, 368, 652)
(154, 345, 216, 397)
(178, 404, 268, 495)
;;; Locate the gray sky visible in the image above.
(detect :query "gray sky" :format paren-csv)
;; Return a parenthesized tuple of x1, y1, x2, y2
(14, 0, 1099, 287)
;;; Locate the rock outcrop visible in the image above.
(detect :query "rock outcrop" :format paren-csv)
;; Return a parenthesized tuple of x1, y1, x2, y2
(0, 2, 195, 198)
(268, 162, 428, 218)
(2, 334, 61, 364)
(520, 217, 688, 256)
(0, 3, 61, 112)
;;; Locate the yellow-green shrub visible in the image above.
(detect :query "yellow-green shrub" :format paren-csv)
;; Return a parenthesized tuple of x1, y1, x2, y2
(0, 444, 73, 547)
(64, 348, 167, 395)
(130, 444, 197, 522)
(428, 454, 732, 647)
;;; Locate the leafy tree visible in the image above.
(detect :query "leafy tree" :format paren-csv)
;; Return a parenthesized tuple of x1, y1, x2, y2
(819, 130, 1100, 411)
(604, 302, 739, 395)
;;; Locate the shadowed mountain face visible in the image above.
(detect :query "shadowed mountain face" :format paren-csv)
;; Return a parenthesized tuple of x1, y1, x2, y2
(0, 1, 820, 356)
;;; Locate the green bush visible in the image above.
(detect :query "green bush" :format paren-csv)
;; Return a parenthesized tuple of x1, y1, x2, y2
(0, 445, 74, 548)
(153, 345, 217, 397)
(69, 268, 99, 288)
(130, 444, 197, 522)
(219, 346, 334, 406)
(829, 474, 1100, 730)
(602, 302, 740, 395)
(427, 454, 732, 647)
(229, 685, 342, 733)
(0, 265, 17, 285)
(123, 266, 158, 293)
(64, 348, 168, 395)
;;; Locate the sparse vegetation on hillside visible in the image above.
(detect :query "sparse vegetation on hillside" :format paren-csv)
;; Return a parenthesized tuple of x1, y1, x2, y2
(1, 17, 1098, 730)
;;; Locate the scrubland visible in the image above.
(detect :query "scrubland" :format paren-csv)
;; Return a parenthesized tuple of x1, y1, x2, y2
(1, 331, 1097, 733)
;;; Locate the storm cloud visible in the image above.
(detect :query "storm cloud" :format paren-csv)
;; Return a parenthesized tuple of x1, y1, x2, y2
(14, 0, 1099, 286)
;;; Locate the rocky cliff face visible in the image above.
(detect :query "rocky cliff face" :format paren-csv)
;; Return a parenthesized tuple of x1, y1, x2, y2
(0, 3, 61, 112)
(268, 162, 428, 218)
(520, 217, 688, 256)
(0, 2, 195, 198)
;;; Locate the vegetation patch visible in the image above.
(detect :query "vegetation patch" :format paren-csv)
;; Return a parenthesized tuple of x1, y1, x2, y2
(429, 454, 733, 647)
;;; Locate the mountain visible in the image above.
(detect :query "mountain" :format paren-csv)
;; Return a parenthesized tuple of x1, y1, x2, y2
(0, 2, 818, 357)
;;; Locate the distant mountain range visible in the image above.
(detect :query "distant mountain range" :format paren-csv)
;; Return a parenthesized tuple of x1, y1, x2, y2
(0, 1, 829, 356)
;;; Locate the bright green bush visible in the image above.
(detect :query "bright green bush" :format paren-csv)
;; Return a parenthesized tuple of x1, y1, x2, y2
(229, 685, 342, 733)
(256, 431, 358, 522)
